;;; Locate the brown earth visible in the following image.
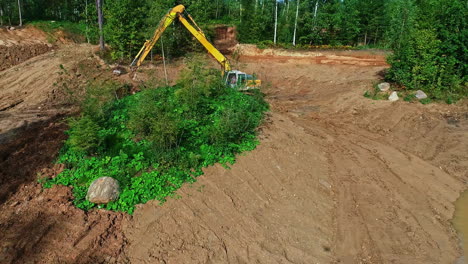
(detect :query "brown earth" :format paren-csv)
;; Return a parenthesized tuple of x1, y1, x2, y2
(0, 26, 55, 71)
(0, 126, 128, 264)
(124, 53, 467, 263)
(0, 31, 130, 263)
(0, 37, 467, 264)
(213, 26, 238, 54)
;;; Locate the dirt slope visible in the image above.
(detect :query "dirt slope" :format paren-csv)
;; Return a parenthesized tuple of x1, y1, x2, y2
(0, 42, 128, 263)
(125, 55, 467, 263)
(0, 43, 105, 145)
(0, 26, 54, 71)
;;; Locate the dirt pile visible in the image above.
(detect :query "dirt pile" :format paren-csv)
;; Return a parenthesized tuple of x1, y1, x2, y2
(236, 44, 389, 66)
(213, 26, 238, 54)
(0, 44, 110, 144)
(0, 26, 54, 71)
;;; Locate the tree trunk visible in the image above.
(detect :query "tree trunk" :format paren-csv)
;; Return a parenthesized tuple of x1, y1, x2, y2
(239, 2, 242, 23)
(313, 0, 319, 27)
(17, 0, 22, 26)
(274, 0, 278, 44)
(293, 0, 299, 45)
(0, 7, 3, 26)
(161, 37, 169, 86)
(85, 0, 90, 43)
(96, 0, 105, 51)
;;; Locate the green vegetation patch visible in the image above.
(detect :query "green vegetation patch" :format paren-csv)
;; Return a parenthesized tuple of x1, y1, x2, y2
(30, 21, 88, 43)
(44, 60, 268, 214)
(363, 84, 388, 101)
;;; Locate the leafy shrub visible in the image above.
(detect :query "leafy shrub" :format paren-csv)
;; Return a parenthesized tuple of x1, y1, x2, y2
(386, 0, 467, 102)
(45, 61, 268, 214)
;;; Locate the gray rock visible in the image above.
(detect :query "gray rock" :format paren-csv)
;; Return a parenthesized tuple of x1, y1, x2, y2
(388, 91, 399, 102)
(113, 69, 122, 76)
(86, 177, 120, 204)
(415, 90, 428, 100)
(378, 82, 390, 92)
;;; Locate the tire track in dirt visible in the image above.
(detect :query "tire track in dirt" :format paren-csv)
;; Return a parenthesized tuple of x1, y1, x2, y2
(126, 113, 335, 263)
(125, 56, 467, 263)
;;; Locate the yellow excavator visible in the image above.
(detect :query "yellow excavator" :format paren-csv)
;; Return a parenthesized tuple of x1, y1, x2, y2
(130, 4, 261, 90)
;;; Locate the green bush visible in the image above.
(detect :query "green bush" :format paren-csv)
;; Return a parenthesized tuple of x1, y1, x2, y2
(44, 61, 268, 214)
(386, 0, 467, 102)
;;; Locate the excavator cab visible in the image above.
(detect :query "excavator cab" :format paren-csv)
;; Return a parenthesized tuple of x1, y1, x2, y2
(225, 70, 261, 90)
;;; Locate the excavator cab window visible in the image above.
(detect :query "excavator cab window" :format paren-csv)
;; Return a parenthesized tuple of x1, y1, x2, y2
(227, 72, 237, 86)
(238, 74, 246, 85)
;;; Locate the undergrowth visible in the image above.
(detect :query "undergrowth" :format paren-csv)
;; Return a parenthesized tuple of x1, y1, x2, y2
(30, 21, 90, 43)
(44, 57, 268, 214)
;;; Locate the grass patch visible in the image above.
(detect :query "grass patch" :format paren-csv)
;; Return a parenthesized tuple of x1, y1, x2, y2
(43, 57, 269, 214)
(363, 84, 388, 100)
(29, 21, 90, 43)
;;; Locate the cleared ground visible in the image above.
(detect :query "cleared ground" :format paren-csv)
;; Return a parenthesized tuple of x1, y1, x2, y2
(125, 53, 468, 264)
(0, 35, 467, 263)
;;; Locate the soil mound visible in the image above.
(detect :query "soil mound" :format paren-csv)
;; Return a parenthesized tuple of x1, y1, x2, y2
(213, 25, 238, 54)
(0, 26, 54, 71)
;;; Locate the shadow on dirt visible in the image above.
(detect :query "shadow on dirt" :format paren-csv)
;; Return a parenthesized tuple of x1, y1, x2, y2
(0, 115, 67, 205)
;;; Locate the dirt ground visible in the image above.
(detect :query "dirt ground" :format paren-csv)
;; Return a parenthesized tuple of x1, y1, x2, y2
(0, 31, 467, 264)
(124, 54, 468, 264)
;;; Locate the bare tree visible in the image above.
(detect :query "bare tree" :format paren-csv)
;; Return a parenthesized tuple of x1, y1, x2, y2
(96, 0, 105, 50)
(293, 0, 299, 45)
(17, 0, 22, 26)
(313, 0, 319, 27)
(274, 0, 278, 44)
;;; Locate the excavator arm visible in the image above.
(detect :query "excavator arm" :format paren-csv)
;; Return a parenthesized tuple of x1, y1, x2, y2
(130, 5, 231, 72)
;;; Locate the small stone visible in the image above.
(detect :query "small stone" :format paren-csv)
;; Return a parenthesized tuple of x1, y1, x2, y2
(415, 90, 428, 100)
(378, 82, 390, 92)
(113, 69, 122, 76)
(86, 177, 120, 204)
(388, 91, 399, 102)
(9, 26, 15, 31)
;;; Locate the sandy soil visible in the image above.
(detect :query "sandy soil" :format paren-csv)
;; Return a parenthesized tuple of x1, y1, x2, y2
(0, 42, 111, 145)
(124, 54, 467, 263)
(0, 35, 467, 264)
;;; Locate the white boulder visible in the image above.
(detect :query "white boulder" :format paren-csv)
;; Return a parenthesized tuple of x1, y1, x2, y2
(378, 82, 390, 92)
(86, 177, 120, 204)
(388, 91, 399, 102)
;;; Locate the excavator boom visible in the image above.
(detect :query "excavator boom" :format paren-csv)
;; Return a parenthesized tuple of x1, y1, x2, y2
(131, 5, 231, 72)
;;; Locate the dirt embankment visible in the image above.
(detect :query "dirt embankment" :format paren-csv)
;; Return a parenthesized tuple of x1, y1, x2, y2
(236, 44, 390, 67)
(0, 26, 55, 71)
(213, 26, 238, 54)
(0, 41, 129, 263)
